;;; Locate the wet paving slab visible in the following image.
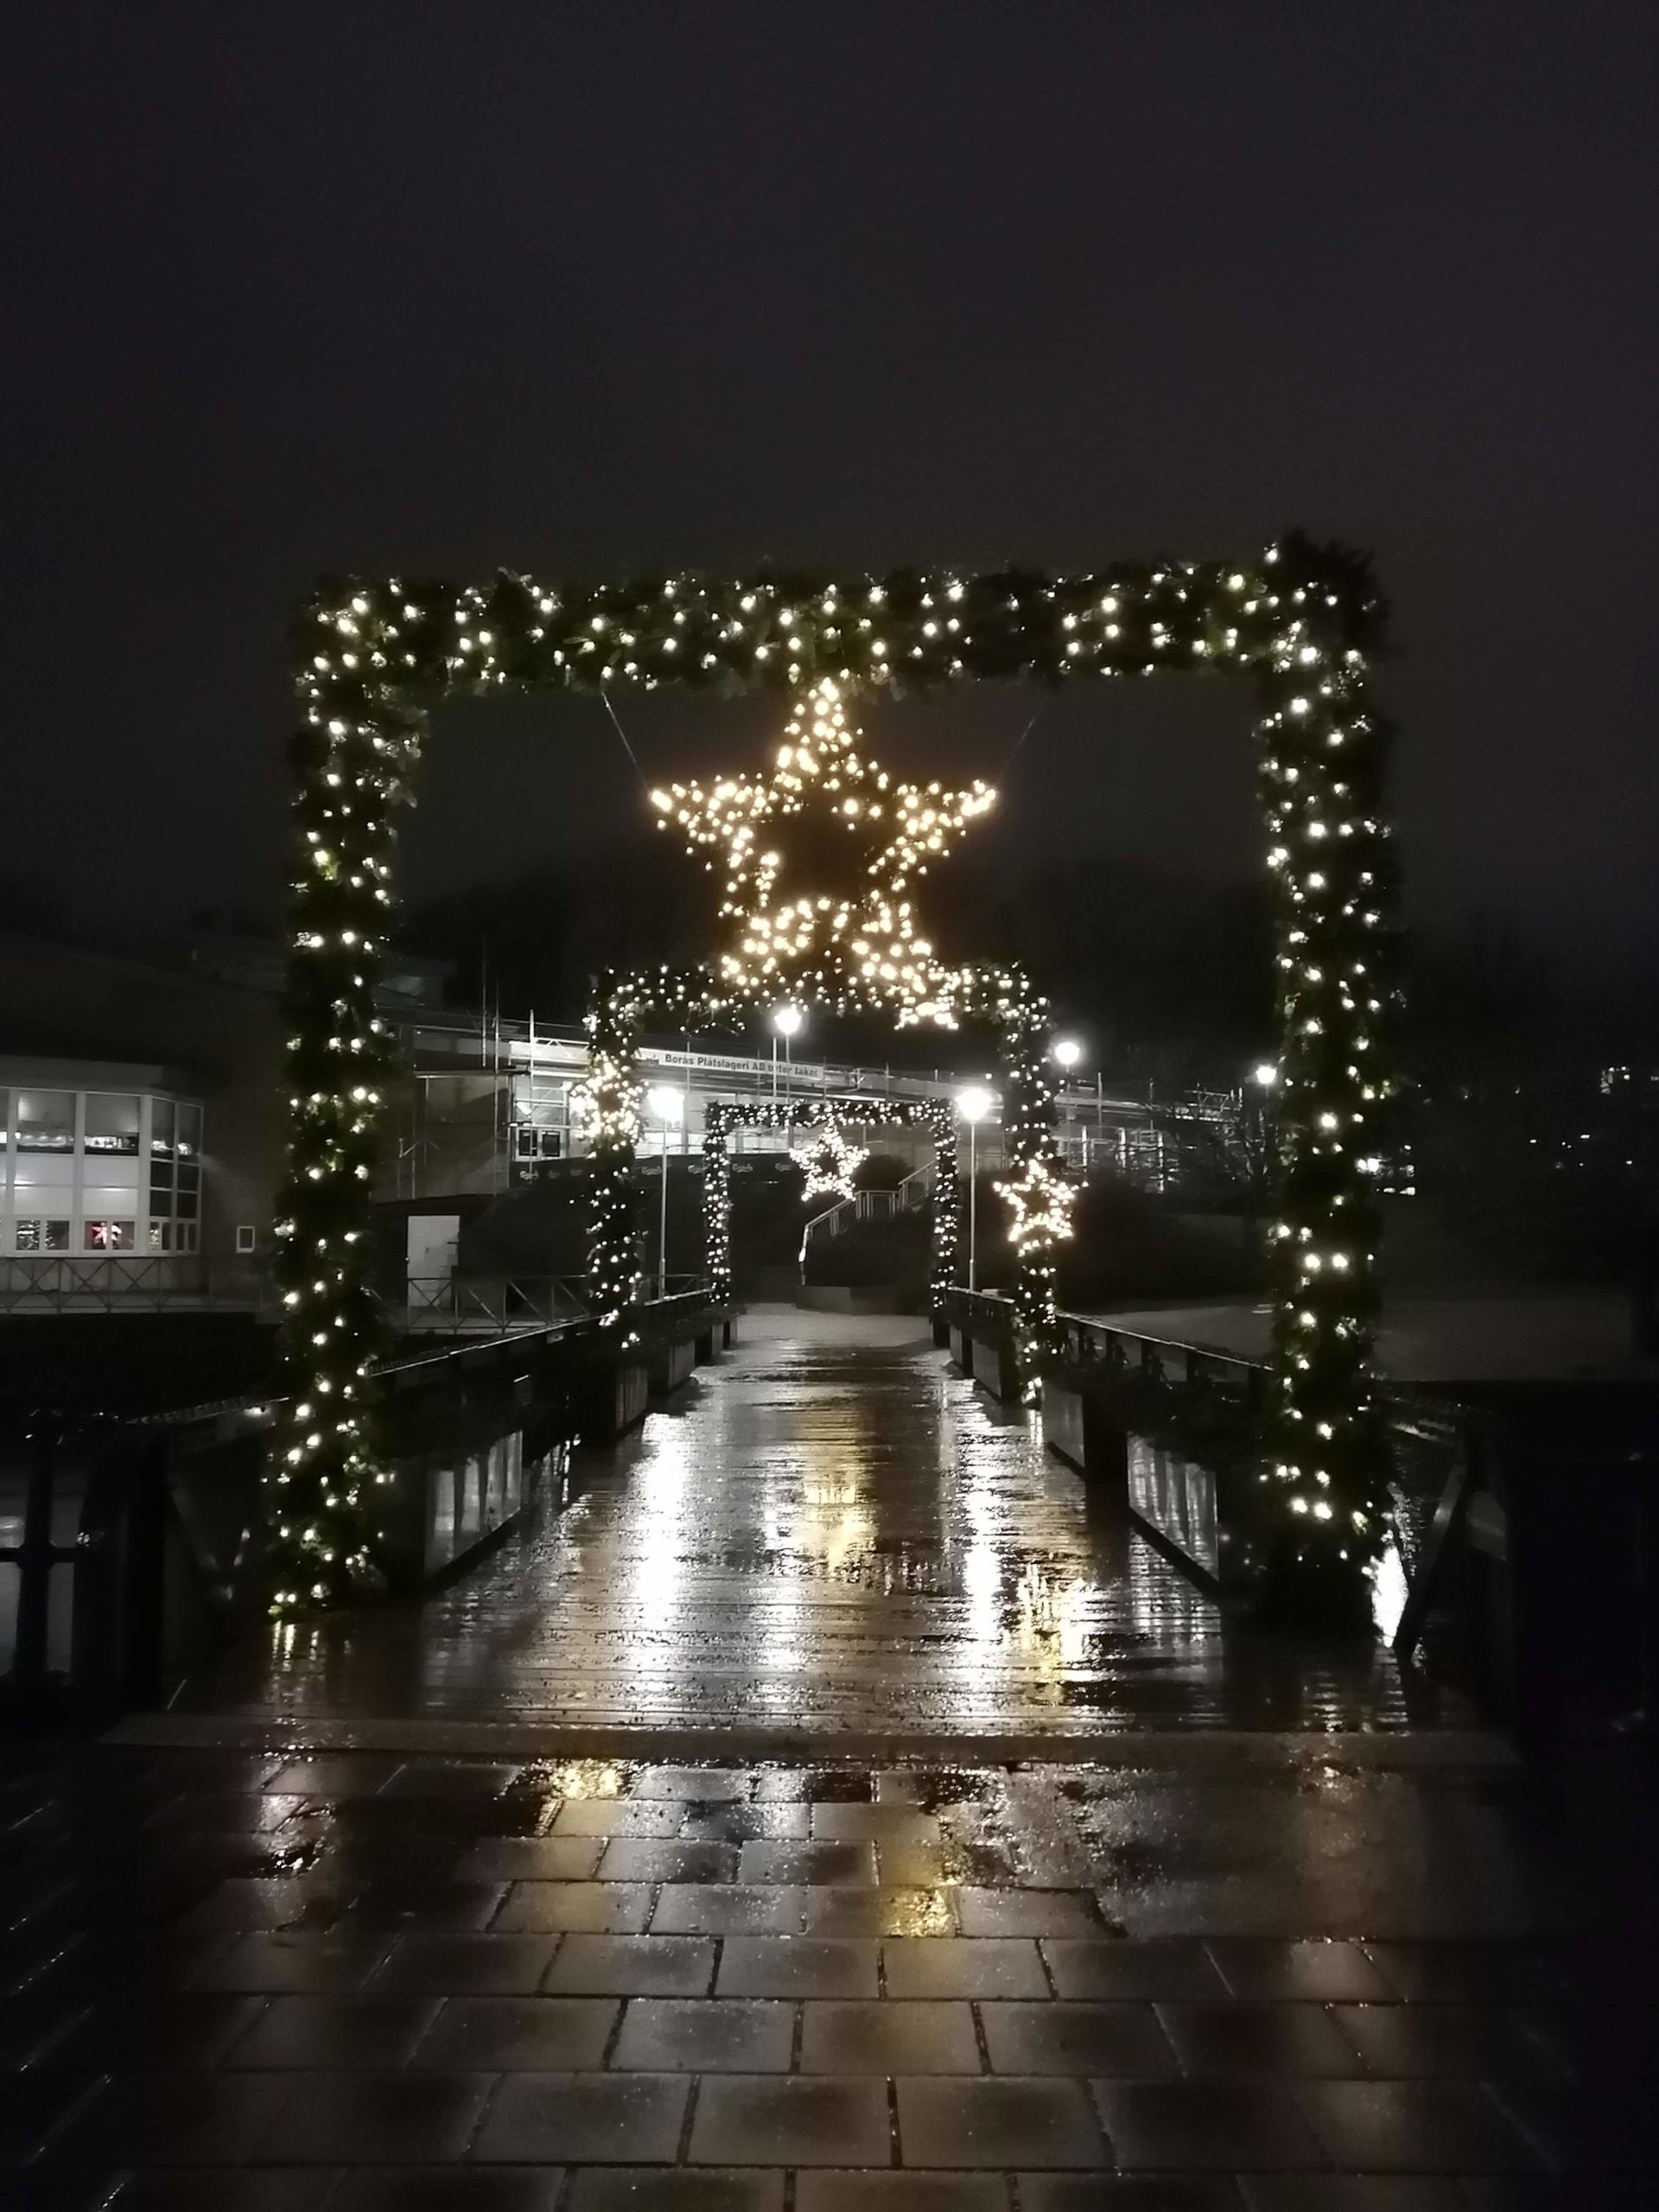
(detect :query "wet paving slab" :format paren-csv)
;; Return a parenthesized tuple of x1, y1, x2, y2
(156, 1310, 1452, 1747)
(7, 1313, 1656, 2196)
(3, 1743, 1657, 2198)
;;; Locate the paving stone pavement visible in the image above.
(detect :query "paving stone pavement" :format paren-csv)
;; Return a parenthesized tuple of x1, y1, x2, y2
(4, 1743, 1656, 2202)
(4, 1314, 1655, 2201)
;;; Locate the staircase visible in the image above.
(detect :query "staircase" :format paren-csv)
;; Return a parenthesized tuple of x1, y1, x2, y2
(799, 1163, 935, 1265)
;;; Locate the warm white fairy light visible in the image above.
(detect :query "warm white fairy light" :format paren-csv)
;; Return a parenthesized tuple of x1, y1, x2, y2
(651, 677, 993, 1022)
(790, 1119, 868, 1203)
(280, 542, 1395, 1618)
(995, 1154, 1077, 1250)
(705, 1096, 957, 1310)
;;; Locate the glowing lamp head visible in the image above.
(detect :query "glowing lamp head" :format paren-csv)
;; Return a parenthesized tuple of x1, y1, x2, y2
(646, 1085, 684, 1122)
(772, 1004, 804, 1039)
(1052, 1037, 1084, 1071)
(956, 1084, 996, 1125)
(1252, 1063, 1278, 1089)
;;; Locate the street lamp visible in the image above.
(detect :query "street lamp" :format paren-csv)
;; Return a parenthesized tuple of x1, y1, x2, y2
(1051, 1037, 1085, 1167)
(647, 1085, 683, 1296)
(956, 1084, 997, 1293)
(1251, 1063, 1277, 1090)
(771, 1003, 804, 1122)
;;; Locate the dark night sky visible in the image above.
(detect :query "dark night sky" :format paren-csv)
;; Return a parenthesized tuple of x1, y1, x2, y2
(3, 3, 1655, 974)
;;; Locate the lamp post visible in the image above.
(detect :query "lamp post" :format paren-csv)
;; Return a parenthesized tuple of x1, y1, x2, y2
(956, 1085, 996, 1293)
(647, 1085, 683, 1296)
(772, 1004, 804, 1126)
(1052, 1036, 1084, 1168)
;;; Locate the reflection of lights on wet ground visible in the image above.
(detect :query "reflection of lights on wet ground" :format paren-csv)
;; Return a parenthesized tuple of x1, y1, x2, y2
(1367, 1537, 1409, 1643)
(518, 1758, 628, 1801)
(631, 1427, 693, 1618)
(223, 1313, 1439, 1738)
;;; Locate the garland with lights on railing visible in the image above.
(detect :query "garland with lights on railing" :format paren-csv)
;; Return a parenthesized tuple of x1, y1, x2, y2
(703, 1095, 957, 1313)
(276, 536, 1395, 1617)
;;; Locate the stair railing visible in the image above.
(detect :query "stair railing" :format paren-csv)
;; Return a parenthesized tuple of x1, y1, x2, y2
(798, 1162, 935, 1265)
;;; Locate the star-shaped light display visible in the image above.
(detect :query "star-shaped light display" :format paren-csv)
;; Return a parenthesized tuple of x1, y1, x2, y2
(651, 677, 995, 1023)
(790, 1120, 868, 1204)
(994, 1155, 1077, 1251)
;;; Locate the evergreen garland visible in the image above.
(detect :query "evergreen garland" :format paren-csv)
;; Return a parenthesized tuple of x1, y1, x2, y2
(276, 538, 1394, 1615)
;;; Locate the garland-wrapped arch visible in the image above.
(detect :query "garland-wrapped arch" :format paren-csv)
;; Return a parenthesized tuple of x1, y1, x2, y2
(274, 537, 1395, 1618)
(575, 956, 1066, 1378)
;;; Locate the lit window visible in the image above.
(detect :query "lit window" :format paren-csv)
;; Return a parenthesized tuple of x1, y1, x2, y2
(85, 1094, 141, 1154)
(150, 1097, 177, 1161)
(14, 1218, 72, 1253)
(148, 1220, 172, 1252)
(16, 1092, 74, 1153)
(85, 1219, 135, 1251)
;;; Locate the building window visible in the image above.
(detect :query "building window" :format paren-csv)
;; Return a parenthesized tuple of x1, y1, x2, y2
(148, 1220, 172, 1252)
(14, 1219, 72, 1253)
(85, 1094, 141, 1154)
(176, 1220, 199, 1255)
(235, 1224, 257, 1254)
(85, 1219, 135, 1252)
(16, 1091, 75, 1154)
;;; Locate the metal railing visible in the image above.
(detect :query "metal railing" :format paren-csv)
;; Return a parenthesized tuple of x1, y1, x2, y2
(403, 1274, 593, 1332)
(401, 1274, 710, 1332)
(798, 1164, 934, 1262)
(2, 1282, 726, 1721)
(0, 1256, 270, 1315)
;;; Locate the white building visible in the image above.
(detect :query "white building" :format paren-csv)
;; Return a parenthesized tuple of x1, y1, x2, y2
(0, 1058, 206, 1259)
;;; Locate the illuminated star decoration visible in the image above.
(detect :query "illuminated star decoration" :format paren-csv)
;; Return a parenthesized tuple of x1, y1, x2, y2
(994, 1154, 1077, 1251)
(651, 677, 995, 1026)
(791, 1119, 868, 1204)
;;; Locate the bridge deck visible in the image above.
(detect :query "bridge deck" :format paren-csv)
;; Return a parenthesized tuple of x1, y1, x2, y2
(165, 1306, 1449, 1750)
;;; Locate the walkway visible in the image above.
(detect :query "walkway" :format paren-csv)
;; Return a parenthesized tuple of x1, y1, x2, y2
(7, 1311, 1653, 2202)
(158, 1306, 1440, 1750)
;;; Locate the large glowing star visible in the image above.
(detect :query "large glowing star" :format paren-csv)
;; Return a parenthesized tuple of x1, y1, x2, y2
(651, 677, 994, 1020)
(791, 1121, 868, 1204)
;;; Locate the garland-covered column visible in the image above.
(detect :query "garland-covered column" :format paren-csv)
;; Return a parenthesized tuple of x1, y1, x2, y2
(704, 1107, 734, 1304)
(580, 979, 645, 1337)
(1255, 541, 1396, 1619)
(987, 967, 1071, 1393)
(927, 1106, 958, 1322)
(270, 593, 422, 1611)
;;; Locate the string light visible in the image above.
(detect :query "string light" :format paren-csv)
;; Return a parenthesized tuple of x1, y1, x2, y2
(279, 538, 1395, 1618)
(652, 677, 993, 1023)
(704, 1096, 957, 1313)
(790, 1118, 868, 1203)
